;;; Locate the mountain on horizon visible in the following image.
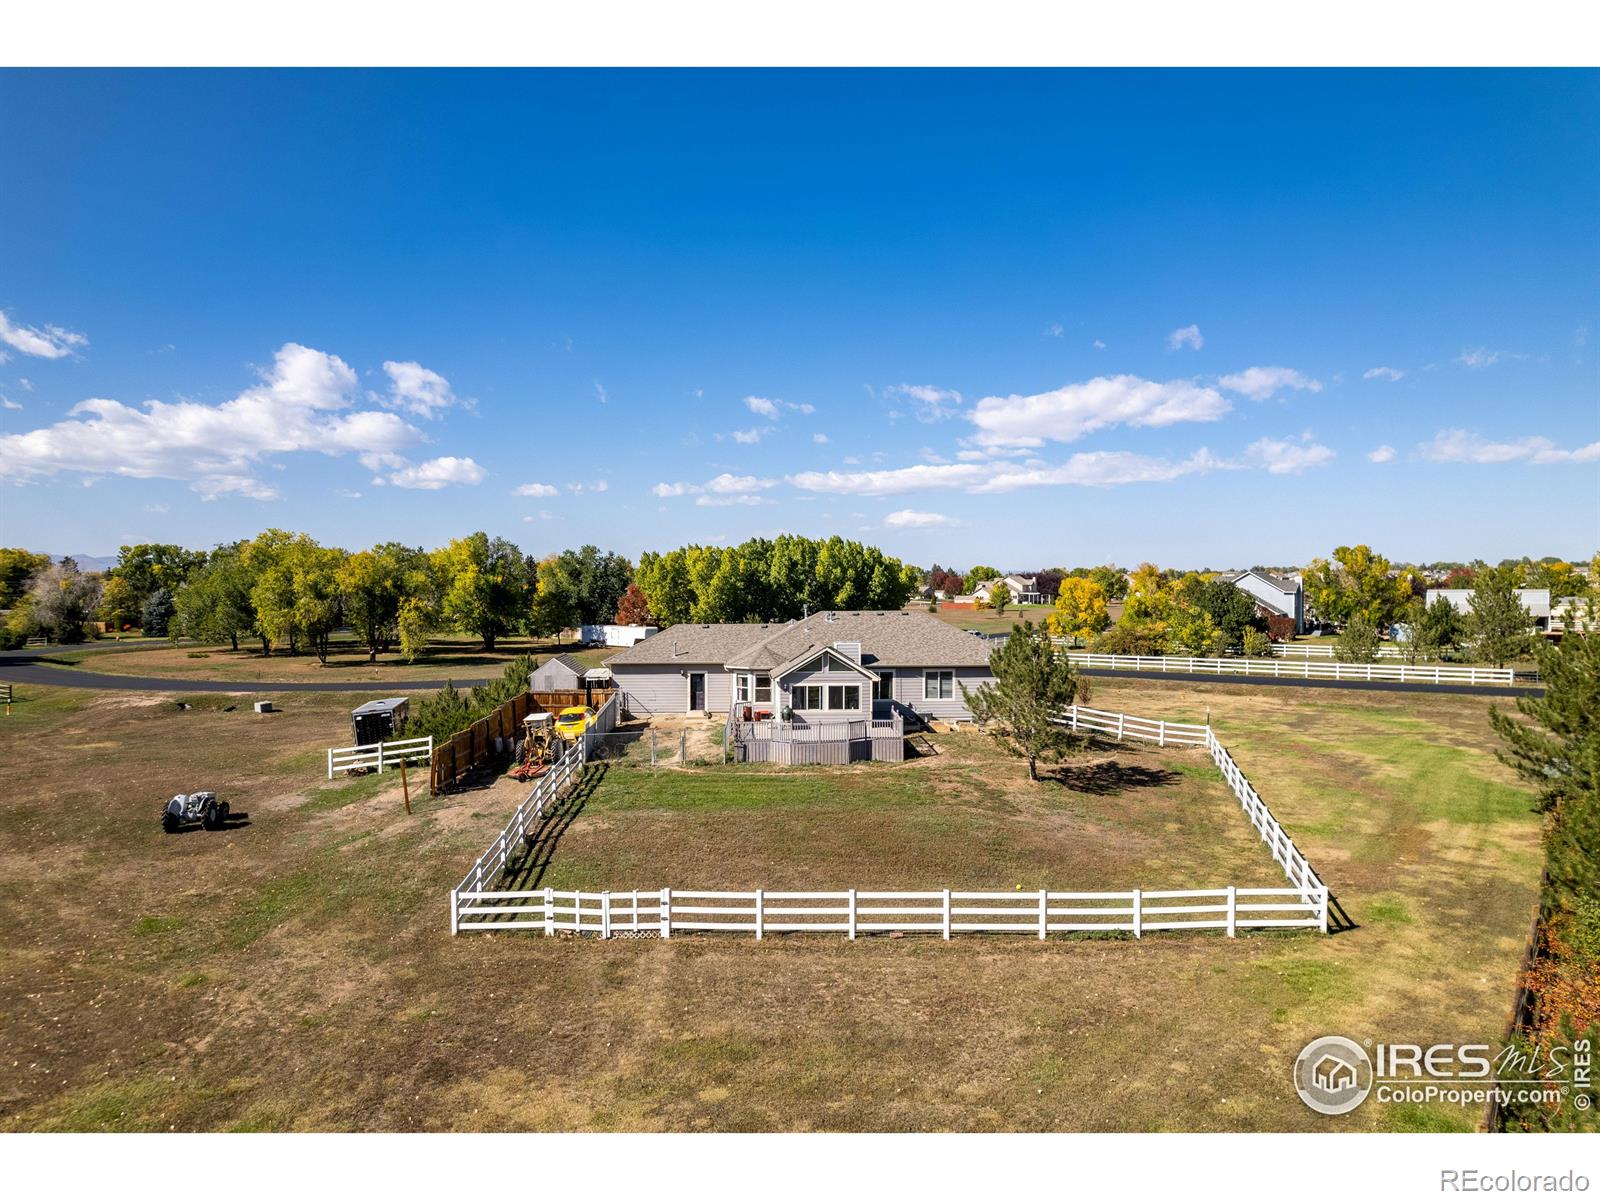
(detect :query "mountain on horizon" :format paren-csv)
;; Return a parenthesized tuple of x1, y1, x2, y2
(53, 553, 119, 573)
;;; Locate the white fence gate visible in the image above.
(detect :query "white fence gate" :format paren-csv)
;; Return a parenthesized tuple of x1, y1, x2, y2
(450, 699, 1330, 941)
(326, 735, 434, 778)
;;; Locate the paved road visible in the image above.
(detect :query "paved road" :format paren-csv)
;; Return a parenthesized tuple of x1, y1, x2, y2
(0, 653, 490, 694)
(0, 650, 1543, 698)
(1074, 666, 1543, 698)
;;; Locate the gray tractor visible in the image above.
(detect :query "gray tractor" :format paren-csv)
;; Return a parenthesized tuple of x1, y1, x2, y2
(161, 791, 231, 834)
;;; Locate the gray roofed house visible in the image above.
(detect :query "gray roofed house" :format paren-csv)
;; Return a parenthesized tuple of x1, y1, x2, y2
(1226, 568, 1305, 634)
(530, 653, 593, 693)
(606, 610, 998, 761)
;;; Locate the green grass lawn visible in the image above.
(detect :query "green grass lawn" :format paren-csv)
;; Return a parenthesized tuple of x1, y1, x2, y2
(0, 677, 1543, 1132)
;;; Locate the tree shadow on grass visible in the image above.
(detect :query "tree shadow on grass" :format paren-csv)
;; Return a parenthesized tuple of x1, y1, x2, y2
(1049, 760, 1181, 796)
(498, 763, 608, 893)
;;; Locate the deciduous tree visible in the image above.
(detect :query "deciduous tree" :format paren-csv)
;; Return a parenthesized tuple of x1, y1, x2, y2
(962, 621, 1081, 781)
(1047, 577, 1110, 643)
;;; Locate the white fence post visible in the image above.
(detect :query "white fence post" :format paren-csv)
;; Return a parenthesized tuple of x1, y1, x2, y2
(660, 887, 672, 939)
(1116, 712, 1125, 741)
(755, 888, 765, 941)
(601, 891, 611, 939)
(327, 749, 334, 780)
(1319, 886, 1330, 935)
(449, 888, 459, 936)
(1038, 889, 1048, 940)
(847, 888, 857, 939)
(377, 740, 386, 774)
(1132, 888, 1142, 939)
(545, 887, 554, 936)
(1226, 885, 1237, 937)
(942, 888, 952, 940)
(1158, 720, 1166, 747)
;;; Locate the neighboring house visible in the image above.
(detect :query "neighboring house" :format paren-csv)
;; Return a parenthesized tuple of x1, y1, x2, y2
(1226, 569, 1305, 635)
(530, 654, 595, 693)
(604, 609, 996, 724)
(1550, 596, 1596, 637)
(1425, 587, 1553, 631)
(577, 623, 658, 647)
(951, 574, 1042, 607)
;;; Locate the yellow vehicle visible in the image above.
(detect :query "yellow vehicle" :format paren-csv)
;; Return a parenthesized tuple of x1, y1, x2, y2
(553, 705, 595, 741)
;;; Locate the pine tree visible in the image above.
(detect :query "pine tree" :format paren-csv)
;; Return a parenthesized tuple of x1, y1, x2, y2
(1467, 563, 1532, 667)
(961, 621, 1080, 781)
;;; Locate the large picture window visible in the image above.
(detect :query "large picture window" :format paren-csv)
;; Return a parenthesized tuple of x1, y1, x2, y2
(792, 685, 823, 711)
(827, 684, 860, 711)
(923, 670, 953, 700)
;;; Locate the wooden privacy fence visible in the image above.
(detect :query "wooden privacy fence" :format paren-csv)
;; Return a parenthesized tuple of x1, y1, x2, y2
(1064, 651, 1513, 686)
(429, 689, 617, 793)
(450, 700, 1330, 940)
(326, 735, 433, 778)
(453, 886, 1324, 937)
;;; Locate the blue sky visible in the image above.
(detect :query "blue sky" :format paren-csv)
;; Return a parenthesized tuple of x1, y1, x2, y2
(1, 69, 1596, 569)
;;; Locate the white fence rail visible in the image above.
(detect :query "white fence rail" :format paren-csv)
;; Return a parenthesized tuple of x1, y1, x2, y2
(453, 885, 1324, 938)
(326, 735, 433, 778)
(1055, 704, 1208, 747)
(1065, 651, 1513, 686)
(450, 698, 1331, 940)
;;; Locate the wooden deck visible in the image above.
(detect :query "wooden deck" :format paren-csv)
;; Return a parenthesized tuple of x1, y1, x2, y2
(727, 712, 906, 764)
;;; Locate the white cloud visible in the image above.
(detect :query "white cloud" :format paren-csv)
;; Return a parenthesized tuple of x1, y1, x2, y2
(695, 493, 773, 507)
(385, 456, 486, 489)
(968, 374, 1230, 448)
(654, 473, 776, 499)
(1367, 444, 1397, 464)
(513, 482, 558, 497)
(1217, 366, 1323, 401)
(592, 479, 609, 492)
(1363, 366, 1405, 382)
(0, 312, 88, 359)
(382, 360, 458, 418)
(884, 509, 959, 528)
(813, 432, 830, 444)
(1243, 435, 1336, 475)
(788, 449, 1224, 496)
(1418, 429, 1600, 465)
(594, 381, 609, 404)
(730, 427, 765, 444)
(1044, 323, 1063, 338)
(744, 395, 814, 421)
(1456, 347, 1523, 369)
(1093, 339, 1107, 350)
(0, 396, 20, 411)
(0, 342, 429, 500)
(886, 383, 963, 423)
(16, 378, 33, 391)
(144, 503, 170, 514)
(1167, 324, 1203, 351)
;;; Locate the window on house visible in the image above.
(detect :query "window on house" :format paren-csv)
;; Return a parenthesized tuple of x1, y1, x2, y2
(827, 684, 860, 710)
(736, 675, 751, 703)
(923, 670, 953, 700)
(792, 685, 823, 711)
(873, 670, 893, 700)
(754, 674, 772, 704)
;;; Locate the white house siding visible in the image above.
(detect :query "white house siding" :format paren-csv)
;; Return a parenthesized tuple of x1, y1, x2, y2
(610, 664, 733, 715)
(1231, 574, 1303, 633)
(890, 666, 994, 722)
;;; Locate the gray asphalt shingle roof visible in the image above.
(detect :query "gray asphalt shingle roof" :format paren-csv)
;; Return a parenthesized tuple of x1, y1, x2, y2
(604, 610, 994, 670)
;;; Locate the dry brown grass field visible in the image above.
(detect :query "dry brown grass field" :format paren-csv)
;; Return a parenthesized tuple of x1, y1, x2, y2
(0, 675, 1541, 1132)
(37, 634, 614, 684)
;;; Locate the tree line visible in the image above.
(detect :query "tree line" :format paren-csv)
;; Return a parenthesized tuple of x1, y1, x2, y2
(0, 531, 925, 653)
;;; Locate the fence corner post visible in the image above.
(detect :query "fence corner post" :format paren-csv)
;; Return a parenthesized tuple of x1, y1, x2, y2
(755, 888, 764, 941)
(327, 748, 334, 780)
(449, 888, 459, 936)
(942, 888, 952, 940)
(1319, 886, 1330, 935)
(1132, 888, 1142, 939)
(1226, 885, 1237, 938)
(847, 888, 857, 940)
(660, 887, 672, 939)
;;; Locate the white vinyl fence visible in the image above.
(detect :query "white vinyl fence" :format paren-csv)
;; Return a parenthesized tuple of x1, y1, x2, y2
(1065, 651, 1512, 686)
(326, 735, 433, 778)
(1272, 643, 1405, 659)
(450, 699, 1330, 941)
